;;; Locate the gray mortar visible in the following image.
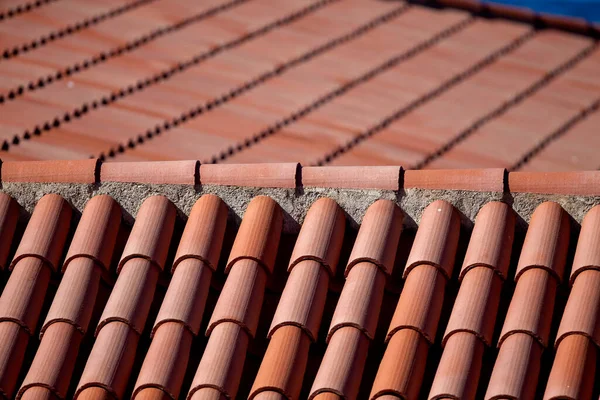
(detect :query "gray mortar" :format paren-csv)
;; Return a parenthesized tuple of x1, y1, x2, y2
(2, 182, 599, 232)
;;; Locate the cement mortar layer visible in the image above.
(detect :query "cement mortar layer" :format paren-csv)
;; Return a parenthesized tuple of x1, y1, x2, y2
(1, 182, 599, 233)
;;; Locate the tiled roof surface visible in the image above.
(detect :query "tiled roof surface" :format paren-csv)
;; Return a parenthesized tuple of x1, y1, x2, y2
(0, 161, 599, 399)
(0, 0, 599, 170)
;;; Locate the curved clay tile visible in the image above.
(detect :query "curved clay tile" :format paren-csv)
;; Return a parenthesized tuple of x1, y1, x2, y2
(188, 387, 227, 400)
(226, 195, 283, 274)
(134, 387, 172, 400)
(10, 194, 72, 271)
(485, 333, 542, 400)
(370, 329, 428, 400)
(76, 387, 115, 400)
(387, 264, 446, 343)
(288, 197, 346, 275)
(404, 200, 460, 279)
(0, 193, 19, 270)
(118, 195, 177, 272)
(269, 259, 329, 341)
(253, 391, 287, 400)
(249, 325, 311, 400)
(570, 205, 600, 284)
(443, 266, 503, 346)
(428, 332, 484, 400)
(499, 268, 558, 348)
(19, 386, 60, 399)
(302, 166, 401, 190)
(328, 262, 386, 340)
(0, 321, 29, 399)
(63, 195, 122, 272)
(460, 201, 515, 280)
(346, 199, 403, 276)
(309, 327, 370, 400)
(101, 160, 198, 185)
(543, 334, 596, 400)
(312, 393, 343, 400)
(515, 201, 570, 282)
(172, 194, 228, 273)
(555, 269, 600, 347)
(199, 163, 299, 188)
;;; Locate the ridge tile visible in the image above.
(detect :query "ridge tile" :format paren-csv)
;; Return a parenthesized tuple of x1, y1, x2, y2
(1, 160, 98, 184)
(302, 166, 401, 190)
(101, 160, 199, 185)
(509, 171, 600, 196)
(404, 169, 505, 192)
(200, 163, 299, 188)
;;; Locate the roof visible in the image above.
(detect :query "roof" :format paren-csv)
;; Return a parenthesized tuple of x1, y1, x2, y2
(0, 0, 599, 170)
(0, 161, 599, 400)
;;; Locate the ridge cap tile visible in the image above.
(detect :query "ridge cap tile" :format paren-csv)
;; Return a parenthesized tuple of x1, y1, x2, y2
(288, 197, 345, 275)
(404, 200, 460, 279)
(0, 193, 20, 270)
(2, 159, 99, 184)
(101, 160, 199, 185)
(10, 193, 72, 272)
(172, 194, 228, 273)
(404, 169, 505, 192)
(508, 171, 600, 196)
(226, 196, 283, 274)
(302, 166, 401, 190)
(200, 163, 299, 188)
(63, 195, 122, 272)
(118, 195, 176, 273)
(460, 201, 515, 280)
(346, 199, 403, 276)
(570, 204, 600, 284)
(515, 201, 570, 283)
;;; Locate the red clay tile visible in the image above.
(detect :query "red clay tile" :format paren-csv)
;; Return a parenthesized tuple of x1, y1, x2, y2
(101, 160, 199, 185)
(119, 195, 176, 272)
(515, 201, 570, 282)
(555, 269, 600, 347)
(189, 387, 227, 400)
(302, 166, 401, 190)
(370, 329, 429, 400)
(17, 322, 83, 399)
(539, 13, 593, 34)
(11, 193, 72, 272)
(288, 198, 345, 275)
(485, 333, 542, 400)
(387, 264, 446, 343)
(404, 169, 505, 192)
(63, 195, 121, 272)
(429, 332, 485, 400)
(0, 193, 19, 270)
(19, 386, 60, 400)
(76, 387, 114, 400)
(134, 388, 171, 400)
(0, 321, 29, 399)
(153, 258, 212, 336)
(346, 199, 403, 276)
(188, 323, 250, 400)
(253, 392, 287, 400)
(269, 259, 329, 342)
(404, 200, 460, 279)
(312, 394, 343, 400)
(226, 196, 283, 274)
(1, 160, 98, 184)
(75, 321, 138, 399)
(200, 163, 299, 188)
(570, 205, 600, 284)
(133, 322, 194, 400)
(249, 325, 311, 400)
(443, 267, 503, 346)
(499, 268, 557, 347)
(484, 2, 536, 21)
(96, 258, 159, 335)
(207, 259, 267, 338)
(309, 327, 370, 400)
(543, 334, 596, 400)
(460, 201, 515, 280)
(328, 262, 386, 340)
(508, 171, 600, 196)
(172, 194, 228, 273)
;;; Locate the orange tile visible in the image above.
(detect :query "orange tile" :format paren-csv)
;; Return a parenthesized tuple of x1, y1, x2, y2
(200, 163, 298, 188)
(101, 160, 199, 185)
(0, 321, 29, 399)
(302, 166, 401, 190)
(0, 193, 20, 270)
(509, 171, 600, 196)
(570, 205, 600, 284)
(404, 168, 505, 192)
(1, 159, 98, 183)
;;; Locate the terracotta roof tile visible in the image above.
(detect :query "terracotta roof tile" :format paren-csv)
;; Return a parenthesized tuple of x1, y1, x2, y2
(118, 195, 177, 272)
(0, 193, 19, 270)
(10, 193, 72, 272)
(0, 321, 29, 399)
(19, 386, 60, 400)
(1, 160, 99, 183)
(460, 201, 515, 280)
(404, 200, 460, 279)
(101, 160, 199, 185)
(428, 332, 485, 400)
(134, 388, 171, 400)
(346, 199, 403, 276)
(302, 166, 401, 190)
(543, 334, 597, 400)
(288, 198, 345, 275)
(370, 329, 429, 400)
(509, 171, 600, 196)
(200, 163, 299, 188)
(515, 201, 570, 282)
(570, 205, 600, 283)
(76, 387, 114, 400)
(172, 194, 228, 273)
(189, 387, 227, 400)
(404, 168, 505, 192)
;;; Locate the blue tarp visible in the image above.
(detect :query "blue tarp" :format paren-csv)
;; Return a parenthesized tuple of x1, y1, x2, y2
(486, 0, 600, 22)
